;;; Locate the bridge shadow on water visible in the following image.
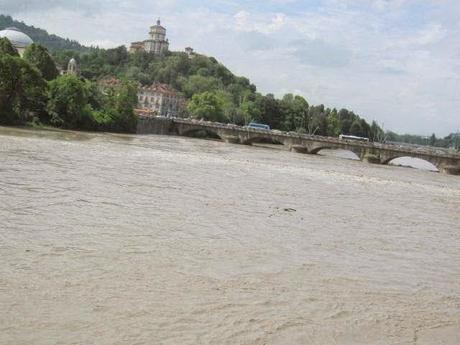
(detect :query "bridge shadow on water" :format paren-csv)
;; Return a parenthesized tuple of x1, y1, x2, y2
(181, 129, 222, 141)
(316, 148, 361, 161)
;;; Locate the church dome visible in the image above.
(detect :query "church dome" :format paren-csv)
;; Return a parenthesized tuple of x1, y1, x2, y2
(0, 27, 33, 48)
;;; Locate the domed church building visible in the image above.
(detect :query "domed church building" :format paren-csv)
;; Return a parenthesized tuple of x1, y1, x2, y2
(0, 27, 33, 56)
(129, 19, 169, 55)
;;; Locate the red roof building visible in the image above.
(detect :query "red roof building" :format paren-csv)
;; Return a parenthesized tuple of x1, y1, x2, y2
(138, 83, 186, 117)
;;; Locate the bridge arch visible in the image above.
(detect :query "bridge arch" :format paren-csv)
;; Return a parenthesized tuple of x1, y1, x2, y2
(310, 146, 362, 160)
(382, 156, 439, 172)
(180, 128, 223, 141)
(241, 136, 285, 146)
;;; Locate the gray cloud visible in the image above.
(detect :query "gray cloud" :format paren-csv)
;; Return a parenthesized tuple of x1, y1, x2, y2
(290, 39, 351, 68)
(0, 0, 104, 14)
(237, 31, 275, 52)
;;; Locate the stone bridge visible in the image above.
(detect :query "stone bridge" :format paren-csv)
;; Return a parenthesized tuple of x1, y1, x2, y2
(137, 116, 460, 175)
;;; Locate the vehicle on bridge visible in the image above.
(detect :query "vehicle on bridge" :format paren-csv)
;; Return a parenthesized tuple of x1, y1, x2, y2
(339, 134, 370, 142)
(246, 122, 270, 131)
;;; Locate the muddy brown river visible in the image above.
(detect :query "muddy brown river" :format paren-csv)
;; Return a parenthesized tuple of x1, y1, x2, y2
(1, 126, 459, 345)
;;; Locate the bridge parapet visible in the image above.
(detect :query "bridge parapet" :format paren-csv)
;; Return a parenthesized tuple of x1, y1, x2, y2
(137, 116, 460, 174)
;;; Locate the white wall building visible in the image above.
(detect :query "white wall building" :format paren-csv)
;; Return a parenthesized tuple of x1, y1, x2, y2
(137, 83, 185, 117)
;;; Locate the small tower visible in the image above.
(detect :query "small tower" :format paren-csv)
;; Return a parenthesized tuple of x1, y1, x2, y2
(67, 58, 79, 76)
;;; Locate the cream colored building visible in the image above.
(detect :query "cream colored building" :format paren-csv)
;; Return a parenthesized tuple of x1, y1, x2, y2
(137, 83, 185, 117)
(98, 77, 186, 117)
(130, 19, 169, 55)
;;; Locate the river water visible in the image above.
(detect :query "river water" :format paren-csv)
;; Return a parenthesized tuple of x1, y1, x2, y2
(1, 126, 459, 345)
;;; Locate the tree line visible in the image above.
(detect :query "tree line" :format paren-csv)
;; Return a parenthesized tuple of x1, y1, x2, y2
(0, 38, 137, 132)
(51, 45, 387, 140)
(386, 131, 460, 150)
(2, 37, 457, 149)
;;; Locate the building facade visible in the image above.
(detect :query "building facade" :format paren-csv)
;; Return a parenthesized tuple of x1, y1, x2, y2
(98, 77, 186, 117)
(130, 19, 169, 55)
(137, 83, 185, 117)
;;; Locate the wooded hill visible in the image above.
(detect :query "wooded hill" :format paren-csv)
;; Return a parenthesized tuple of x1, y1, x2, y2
(3, 14, 456, 148)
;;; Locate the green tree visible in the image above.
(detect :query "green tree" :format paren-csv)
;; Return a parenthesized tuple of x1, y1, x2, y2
(103, 80, 138, 132)
(326, 109, 341, 137)
(350, 119, 364, 136)
(239, 100, 261, 125)
(187, 91, 225, 122)
(255, 93, 282, 130)
(0, 54, 47, 124)
(105, 46, 129, 66)
(180, 75, 221, 98)
(0, 37, 19, 56)
(279, 94, 309, 132)
(307, 105, 328, 135)
(370, 121, 385, 142)
(23, 43, 59, 81)
(46, 75, 91, 128)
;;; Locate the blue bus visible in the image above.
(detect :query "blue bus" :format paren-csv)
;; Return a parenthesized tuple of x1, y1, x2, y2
(247, 122, 270, 130)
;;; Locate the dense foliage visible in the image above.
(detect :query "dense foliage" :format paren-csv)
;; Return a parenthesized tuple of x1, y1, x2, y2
(0, 37, 19, 56)
(0, 53, 47, 124)
(386, 131, 460, 150)
(23, 43, 59, 80)
(0, 15, 90, 52)
(51, 45, 388, 140)
(0, 15, 457, 148)
(0, 38, 136, 132)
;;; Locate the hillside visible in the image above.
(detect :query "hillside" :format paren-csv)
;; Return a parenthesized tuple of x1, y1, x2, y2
(1, 15, 387, 141)
(0, 14, 90, 52)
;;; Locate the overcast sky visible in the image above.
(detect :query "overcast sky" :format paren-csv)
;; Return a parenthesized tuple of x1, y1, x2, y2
(2, 0, 459, 135)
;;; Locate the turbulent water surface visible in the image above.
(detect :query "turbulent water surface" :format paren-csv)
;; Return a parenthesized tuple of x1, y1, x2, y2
(1, 126, 459, 345)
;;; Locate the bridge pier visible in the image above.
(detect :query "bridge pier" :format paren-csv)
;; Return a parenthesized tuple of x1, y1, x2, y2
(362, 155, 381, 164)
(221, 135, 241, 144)
(438, 164, 460, 175)
(136, 117, 460, 175)
(291, 145, 310, 154)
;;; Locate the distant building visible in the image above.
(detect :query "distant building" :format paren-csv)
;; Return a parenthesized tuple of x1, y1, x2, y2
(138, 83, 186, 117)
(58, 57, 80, 76)
(67, 58, 79, 76)
(98, 76, 186, 117)
(129, 19, 169, 55)
(0, 27, 33, 56)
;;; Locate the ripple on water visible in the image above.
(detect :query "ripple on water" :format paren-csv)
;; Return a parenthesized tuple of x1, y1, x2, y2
(1, 126, 460, 345)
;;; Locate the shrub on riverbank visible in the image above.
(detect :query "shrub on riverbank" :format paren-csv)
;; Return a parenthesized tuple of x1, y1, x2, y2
(0, 53, 47, 125)
(47, 75, 137, 132)
(0, 38, 137, 133)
